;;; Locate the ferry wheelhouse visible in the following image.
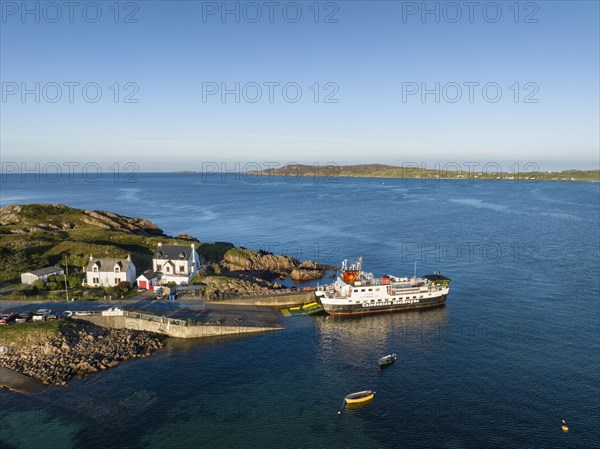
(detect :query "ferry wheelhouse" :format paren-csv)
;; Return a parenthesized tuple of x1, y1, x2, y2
(315, 257, 450, 316)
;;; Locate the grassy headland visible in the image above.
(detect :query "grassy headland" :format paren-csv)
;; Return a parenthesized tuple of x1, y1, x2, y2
(0, 204, 333, 299)
(0, 203, 193, 284)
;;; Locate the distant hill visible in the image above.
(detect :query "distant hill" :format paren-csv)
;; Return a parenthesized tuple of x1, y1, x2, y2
(247, 164, 600, 182)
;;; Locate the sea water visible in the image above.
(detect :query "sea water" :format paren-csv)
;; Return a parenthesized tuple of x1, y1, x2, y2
(0, 174, 598, 448)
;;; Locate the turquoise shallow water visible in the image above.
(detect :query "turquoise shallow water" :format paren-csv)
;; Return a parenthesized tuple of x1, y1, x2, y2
(0, 175, 599, 448)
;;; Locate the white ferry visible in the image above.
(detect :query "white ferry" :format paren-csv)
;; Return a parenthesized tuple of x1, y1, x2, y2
(315, 257, 450, 316)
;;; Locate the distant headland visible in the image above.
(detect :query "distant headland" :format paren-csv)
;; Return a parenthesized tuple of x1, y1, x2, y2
(244, 164, 600, 182)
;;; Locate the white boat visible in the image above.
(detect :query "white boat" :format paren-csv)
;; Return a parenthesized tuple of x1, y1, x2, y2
(316, 257, 450, 316)
(378, 354, 397, 367)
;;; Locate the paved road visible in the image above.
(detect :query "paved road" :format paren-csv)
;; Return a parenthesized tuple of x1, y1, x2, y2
(0, 300, 282, 328)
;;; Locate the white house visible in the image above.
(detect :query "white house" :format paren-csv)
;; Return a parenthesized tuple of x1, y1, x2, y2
(21, 266, 65, 285)
(85, 255, 136, 287)
(136, 270, 161, 290)
(152, 243, 201, 285)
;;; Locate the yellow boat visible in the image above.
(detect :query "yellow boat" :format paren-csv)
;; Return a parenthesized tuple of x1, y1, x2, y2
(344, 390, 375, 405)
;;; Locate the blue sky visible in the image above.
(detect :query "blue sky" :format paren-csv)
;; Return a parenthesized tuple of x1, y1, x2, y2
(1, 1, 599, 171)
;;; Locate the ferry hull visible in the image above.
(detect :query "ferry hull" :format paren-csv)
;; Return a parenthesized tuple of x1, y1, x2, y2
(320, 294, 447, 316)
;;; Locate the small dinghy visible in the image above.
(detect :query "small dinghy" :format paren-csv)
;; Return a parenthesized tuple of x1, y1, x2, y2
(378, 354, 397, 368)
(344, 390, 375, 405)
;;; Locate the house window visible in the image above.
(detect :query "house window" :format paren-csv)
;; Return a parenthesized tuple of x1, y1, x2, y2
(179, 265, 185, 273)
(166, 267, 170, 273)
(115, 267, 120, 273)
(156, 264, 162, 271)
(93, 267, 98, 272)
(115, 278, 119, 285)
(93, 277, 99, 284)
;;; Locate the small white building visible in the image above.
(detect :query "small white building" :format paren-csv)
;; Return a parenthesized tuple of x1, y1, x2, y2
(20, 266, 65, 285)
(85, 255, 136, 287)
(152, 243, 201, 285)
(136, 270, 161, 290)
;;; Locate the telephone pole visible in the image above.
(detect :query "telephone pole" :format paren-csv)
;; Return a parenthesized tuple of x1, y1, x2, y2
(63, 254, 70, 301)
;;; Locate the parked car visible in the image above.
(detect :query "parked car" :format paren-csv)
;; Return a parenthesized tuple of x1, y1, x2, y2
(154, 293, 165, 300)
(73, 311, 93, 316)
(46, 313, 59, 320)
(32, 309, 52, 321)
(14, 312, 33, 323)
(62, 311, 73, 317)
(0, 313, 17, 325)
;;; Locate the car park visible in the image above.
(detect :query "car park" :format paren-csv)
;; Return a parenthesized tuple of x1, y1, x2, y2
(0, 313, 17, 325)
(14, 312, 33, 323)
(32, 309, 52, 321)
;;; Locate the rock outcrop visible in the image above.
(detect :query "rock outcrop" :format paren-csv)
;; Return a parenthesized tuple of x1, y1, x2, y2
(220, 248, 335, 281)
(0, 204, 165, 237)
(290, 268, 325, 281)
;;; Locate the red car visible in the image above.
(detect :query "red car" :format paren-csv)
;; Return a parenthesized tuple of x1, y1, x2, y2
(0, 313, 17, 325)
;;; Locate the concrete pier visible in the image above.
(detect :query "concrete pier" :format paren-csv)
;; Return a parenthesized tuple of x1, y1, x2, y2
(78, 315, 283, 338)
(0, 366, 43, 393)
(213, 291, 314, 307)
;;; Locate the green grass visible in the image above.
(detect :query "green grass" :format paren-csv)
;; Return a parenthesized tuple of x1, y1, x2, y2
(0, 320, 63, 347)
(190, 275, 206, 285)
(0, 292, 50, 301)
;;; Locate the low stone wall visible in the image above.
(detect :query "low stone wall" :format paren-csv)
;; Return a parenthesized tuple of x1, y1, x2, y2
(77, 315, 282, 339)
(213, 292, 314, 307)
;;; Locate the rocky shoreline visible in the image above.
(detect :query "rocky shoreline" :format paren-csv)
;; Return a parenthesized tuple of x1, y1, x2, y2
(0, 319, 166, 388)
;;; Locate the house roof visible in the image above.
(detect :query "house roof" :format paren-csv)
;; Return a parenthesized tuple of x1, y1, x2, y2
(24, 266, 64, 277)
(153, 244, 196, 260)
(86, 257, 133, 273)
(137, 270, 159, 280)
